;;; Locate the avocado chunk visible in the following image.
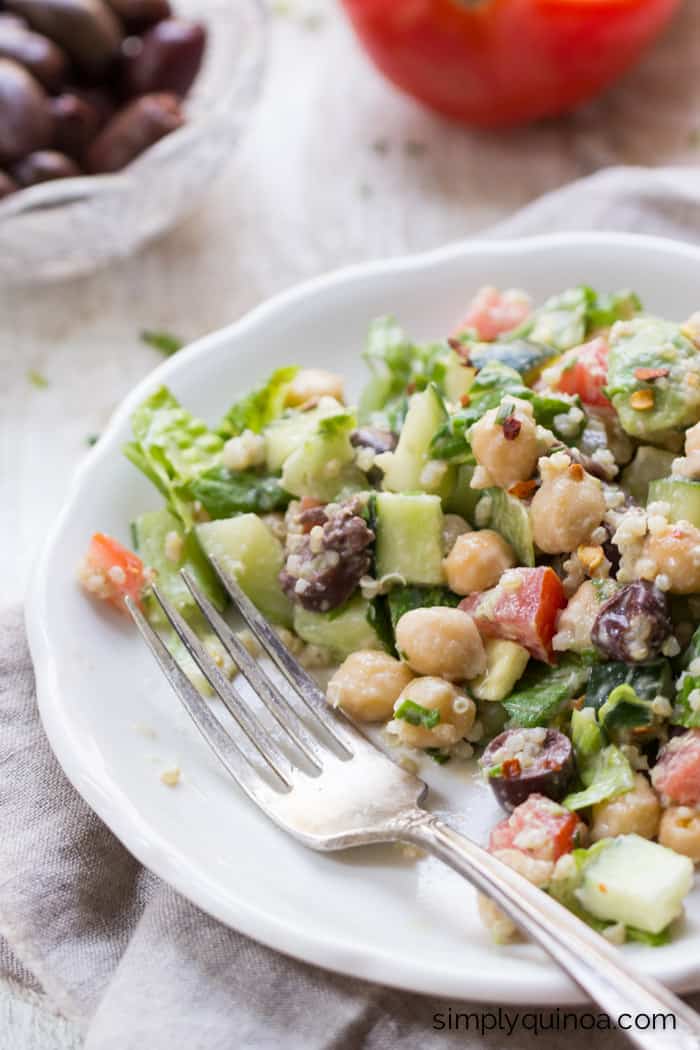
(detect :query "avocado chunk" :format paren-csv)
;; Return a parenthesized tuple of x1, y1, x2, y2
(577, 835, 693, 934)
(470, 639, 530, 702)
(607, 318, 700, 442)
(374, 492, 445, 586)
(196, 514, 293, 627)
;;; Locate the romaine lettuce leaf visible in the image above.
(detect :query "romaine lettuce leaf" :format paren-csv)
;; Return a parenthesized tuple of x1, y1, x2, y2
(563, 744, 635, 811)
(387, 585, 461, 631)
(218, 366, 298, 439)
(502, 656, 591, 729)
(177, 467, 291, 518)
(124, 387, 224, 524)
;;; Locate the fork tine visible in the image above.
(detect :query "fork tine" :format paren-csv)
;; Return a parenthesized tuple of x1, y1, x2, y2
(180, 569, 324, 773)
(125, 597, 284, 795)
(148, 585, 296, 789)
(208, 557, 354, 759)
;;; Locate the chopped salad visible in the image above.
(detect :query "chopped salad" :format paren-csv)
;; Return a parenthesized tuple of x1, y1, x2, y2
(80, 283, 700, 948)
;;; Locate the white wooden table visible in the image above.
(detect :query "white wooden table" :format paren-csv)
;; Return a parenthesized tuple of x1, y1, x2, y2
(2, 2, 699, 1044)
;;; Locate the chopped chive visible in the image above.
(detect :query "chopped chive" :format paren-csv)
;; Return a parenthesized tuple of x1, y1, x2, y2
(140, 329, 184, 356)
(426, 747, 450, 765)
(27, 369, 49, 389)
(85, 433, 100, 447)
(395, 699, 441, 729)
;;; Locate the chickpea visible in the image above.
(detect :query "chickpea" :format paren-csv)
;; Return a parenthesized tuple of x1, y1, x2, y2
(395, 607, 486, 681)
(470, 397, 539, 490)
(590, 774, 660, 842)
(326, 650, 413, 722)
(658, 806, 700, 862)
(671, 421, 700, 480)
(286, 368, 344, 406)
(477, 848, 554, 944)
(442, 513, 471, 555)
(552, 581, 600, 654)
(640, 522, 700, 594)
(530, 454, 606, 555)
(391, 675, 476, 749)
(443, 529, 515, 595)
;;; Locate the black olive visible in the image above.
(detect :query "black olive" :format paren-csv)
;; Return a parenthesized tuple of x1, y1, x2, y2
(11, 147, 79, 184)
(121, 17, 205, 99)
(480, 728, 575, 812)
(349, 427, 398, 455)
(49, 92, 102, 156)
(84, 91, 183, 173)
(6, 0, 122, 77)
(591, 580, 672, 663)
(0, 56, 52, 164)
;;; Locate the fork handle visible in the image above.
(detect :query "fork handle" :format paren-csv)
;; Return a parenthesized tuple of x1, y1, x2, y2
(403, 811, 700, 1050)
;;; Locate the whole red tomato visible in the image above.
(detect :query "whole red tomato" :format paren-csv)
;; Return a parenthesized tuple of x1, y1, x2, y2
(341, 0, 681, 128)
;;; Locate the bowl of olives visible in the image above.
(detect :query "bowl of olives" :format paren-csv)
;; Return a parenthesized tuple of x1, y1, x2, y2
(0, 0, 265, 281)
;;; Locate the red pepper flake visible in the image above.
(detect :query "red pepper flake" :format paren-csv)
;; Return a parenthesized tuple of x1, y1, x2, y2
(634, 366, 670, 382)
(508, 479, 537, 500)
(406, 382, 416, 395)
(460, 393, 471, 407)
(502, 758, 522, 779)
(502, 416, 521, 441)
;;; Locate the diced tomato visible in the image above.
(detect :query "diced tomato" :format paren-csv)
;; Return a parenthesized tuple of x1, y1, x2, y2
(651, 731, 700, 806)
(79, 532, 146, 614)
(489, 794, 583, 863)
(460, 566, 566, 663)
(553, 336, 611, 408)
(455, 286, 531, 342)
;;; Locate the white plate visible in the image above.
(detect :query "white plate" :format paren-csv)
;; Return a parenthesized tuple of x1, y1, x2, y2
(27, 233, 700, 1004)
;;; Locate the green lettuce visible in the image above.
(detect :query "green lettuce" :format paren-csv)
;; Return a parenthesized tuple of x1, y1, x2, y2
(178, 467, 291, 518)
(124, 387, 224, 524)
(502, 656, 591, 729)
(563, 707, 635, 811)
(218, 366, 298, 439)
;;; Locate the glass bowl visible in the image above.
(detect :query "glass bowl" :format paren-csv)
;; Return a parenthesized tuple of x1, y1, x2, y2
(0, 0, 266, 283)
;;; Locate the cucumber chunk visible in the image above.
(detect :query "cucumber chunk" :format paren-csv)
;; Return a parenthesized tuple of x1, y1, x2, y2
(196, 514, 293, 627)
(577, 834, 693, 934)
(478, 488, 535, 567)
(293, 595, 382, 659)
(374, 492, 444, 586)
(443, 463, 481, 523)
(443, 350, 476, 403)
(621, 447, 675, 505)
(281, 411, 364, 502)
(132, 509, 225, 623)
(376, 385, 454, 497)
(648, 478, 700, 528)
(264, 397, 345, 472)
(470, 638, 530, 702)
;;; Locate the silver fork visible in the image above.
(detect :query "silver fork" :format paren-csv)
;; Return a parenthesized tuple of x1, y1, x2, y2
(127, 563, 700, 1050)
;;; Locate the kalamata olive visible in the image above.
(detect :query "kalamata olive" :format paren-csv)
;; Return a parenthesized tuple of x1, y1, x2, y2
(0, 167, 17, 197)
(479, 728, 575, 812)
(12, 147, 79, 184)
(349, 427, 397, 455)
(6, 0, 122, 76)
(0, 21, 68, 89)
(104, 0, 169, 30)
(85, 91, 182, 172)
(121, 18, 205, 98)
(50, 92, 101, 155)
(0, 57, 51, 163)
(81, 89, 181, 173)
(591, 579, 672, 663)
(279, 497, 374, 612)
